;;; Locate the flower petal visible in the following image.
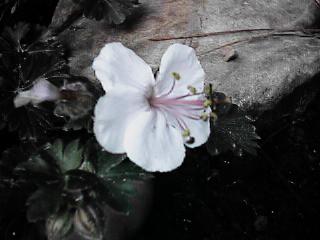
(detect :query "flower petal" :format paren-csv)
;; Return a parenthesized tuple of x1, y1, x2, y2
(92, 42, 155, 92)
(183, 107, 211, 149)
(94, 87, 149, 154)
(124, 110, 185, 172)
(155, 43, 205, 97)
(14, 79, 60, 108)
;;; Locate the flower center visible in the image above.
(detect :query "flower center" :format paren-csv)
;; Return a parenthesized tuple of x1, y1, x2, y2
(149, 83, 210, 144)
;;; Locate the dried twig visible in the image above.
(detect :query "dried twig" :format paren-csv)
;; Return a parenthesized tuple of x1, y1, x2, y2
(149, 28, 320, 41)
(149, 28, 273, 41)
(198, 30, 320, 56)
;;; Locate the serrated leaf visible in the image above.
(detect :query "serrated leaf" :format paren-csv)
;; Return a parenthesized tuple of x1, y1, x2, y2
(27, 188, 61, 222)
(49, 139, 64, 163)
(64, 170, 98, 193)
(96, 160, 152, 214)
(15, 152, 61, 184)
(0, 24, 68, 140)
(97, 178, 134, 214)
(96, 151, 126, 177)
(46, 211, 74, 240)
(48, 139, 83, 173)
(62, 139, 83, 172)
(105, 160, 153, 180)
(207, 103, 260, 156)
(74, 204, 103, 240)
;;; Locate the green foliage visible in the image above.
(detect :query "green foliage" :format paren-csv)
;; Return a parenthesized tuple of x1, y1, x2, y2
(73, 204, 104, 240)
(0, 23, 67, 140)
(26, 188, 61, 222)
(72, 0, 140, 24)
(49, 139, 83, 173)
(206, 91, 260, 156)
(46, 211, 74, 240)
(12, 139, 152, 239)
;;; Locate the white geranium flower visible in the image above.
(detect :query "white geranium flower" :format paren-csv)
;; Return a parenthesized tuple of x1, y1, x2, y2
(93, 43, 211, 172)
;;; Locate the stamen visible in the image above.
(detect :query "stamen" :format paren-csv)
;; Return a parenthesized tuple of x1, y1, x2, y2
(149, 81, 209, 143)
(200, 113, 209, 121)
(172, 72, 181, 80)
(204, 85, 212, 95)
(182, 129, 191, 137)
(187, 86, 197, 95)
(203, 99, 212, 108)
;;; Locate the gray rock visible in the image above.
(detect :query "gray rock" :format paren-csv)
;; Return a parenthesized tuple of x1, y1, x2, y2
(50, 0, 320, 113)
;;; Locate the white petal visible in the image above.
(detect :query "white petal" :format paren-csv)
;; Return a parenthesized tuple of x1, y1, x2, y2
(94, 87, 149, 154)
(184, 105, 211, 149)
(155, 43, 205, 97)
(124, 110, 185, 172)
(14, 79, 60, 108)
(92, 42, 155, 92)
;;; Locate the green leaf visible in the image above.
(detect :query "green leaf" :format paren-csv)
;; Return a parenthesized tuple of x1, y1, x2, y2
(27, 188, 61, 222)
(96, 160, 152, 214)
(74, 204, 103, 240)
(97, 178, 135, 214)
(15, 151, 60, 183)
(105, 160, 153, 180)
(49, 139, 64, 163)
(207, 103, 260, 156)
(48, 139, 83, 173)
(64, 170, 99, 193)
(0, 24, 68, 140)
(46, 211, 74, 240)
(96, 151, 126, 177)
(63, 139, 83, 171)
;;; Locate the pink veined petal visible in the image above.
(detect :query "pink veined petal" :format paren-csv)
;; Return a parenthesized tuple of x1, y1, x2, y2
(154, 94, 211, 148)
(92, 42, 155, 92)
(93, 87, 149, 154)
(154, 43, 205, 98)
(123, 110, 186, 172)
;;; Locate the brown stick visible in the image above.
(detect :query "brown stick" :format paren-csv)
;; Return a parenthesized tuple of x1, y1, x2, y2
(149, 28, 320, 41)
(198, 31, 320, 56)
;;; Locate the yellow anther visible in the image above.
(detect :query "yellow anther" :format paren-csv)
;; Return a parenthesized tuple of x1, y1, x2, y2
(204, 85, 212, 95)
(187, 86, 197, 95)
(182, 129, 191, 138)
(200, 113, 209, 121)
(172, 72, 181, 80)
(203, 99, 212, 108)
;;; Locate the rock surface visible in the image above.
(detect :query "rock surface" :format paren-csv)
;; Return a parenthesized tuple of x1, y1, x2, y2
(50, 0, 320, 113)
